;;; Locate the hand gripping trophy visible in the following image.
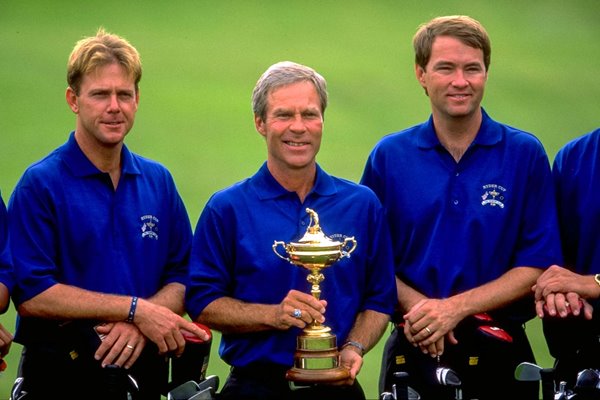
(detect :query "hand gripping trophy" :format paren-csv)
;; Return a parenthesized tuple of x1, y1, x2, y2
(273, 208, 357, 384)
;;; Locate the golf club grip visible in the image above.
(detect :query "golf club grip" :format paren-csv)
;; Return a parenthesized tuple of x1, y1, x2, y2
(539, 368, 555, 400)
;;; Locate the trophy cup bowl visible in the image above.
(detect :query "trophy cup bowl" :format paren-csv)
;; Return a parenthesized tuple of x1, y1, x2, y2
(273, 208, 357, 384)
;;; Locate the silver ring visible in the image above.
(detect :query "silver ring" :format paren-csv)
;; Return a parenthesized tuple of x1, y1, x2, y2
(425, 327, 432, 335)
(126, 344, 135, 350)
(292, 308, 302, 319)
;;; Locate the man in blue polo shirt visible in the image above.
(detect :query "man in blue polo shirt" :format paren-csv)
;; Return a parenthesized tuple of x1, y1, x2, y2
(361, 16, 562, 400)
(0, 193, 14, 367)
(186, 61, 396, 400)
(7, 28, 207, 399)
(533, 127, 600, 389)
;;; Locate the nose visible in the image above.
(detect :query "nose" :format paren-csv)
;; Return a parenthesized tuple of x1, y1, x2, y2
(289, 114, 306, 132)
(451, 70, 469, 88)
(107, 94, 120, 112)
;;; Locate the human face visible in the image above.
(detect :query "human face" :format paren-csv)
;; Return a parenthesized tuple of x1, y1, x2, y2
(255, 81, 323, 175)
(416, 36, 487, 120)
(66, 63, 139, 149)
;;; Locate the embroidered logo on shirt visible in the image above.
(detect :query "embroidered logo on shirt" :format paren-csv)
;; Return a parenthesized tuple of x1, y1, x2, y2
(481, 184, 506, 208)
(141, 215, 159, 239)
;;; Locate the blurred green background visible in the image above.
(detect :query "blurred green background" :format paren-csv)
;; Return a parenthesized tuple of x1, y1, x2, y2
(1, 0, 599, 398)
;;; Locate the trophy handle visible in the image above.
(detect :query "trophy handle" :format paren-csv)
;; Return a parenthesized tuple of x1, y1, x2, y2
(272, 241, 290, 262)
(341, 236, 357, 258)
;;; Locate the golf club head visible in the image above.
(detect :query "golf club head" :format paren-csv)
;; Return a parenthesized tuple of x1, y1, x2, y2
(188, 387, 216, 400)
(196, 375, 219, 393)
(435, 367, 461, 387)
(478, 325, 513, 343)
(574, 368, 600, 389)
(514, 361, 543, 381)
(407, 386, 421, 400)
(167, 380, 201, 400)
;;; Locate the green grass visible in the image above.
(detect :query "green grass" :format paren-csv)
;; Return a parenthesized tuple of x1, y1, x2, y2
(1, 0, 600, 398)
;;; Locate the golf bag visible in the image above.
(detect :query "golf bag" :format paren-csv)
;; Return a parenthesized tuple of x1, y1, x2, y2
(380, 313, 538, 400)
(542, 300, 600, 391)
(9, 320, 214, 400)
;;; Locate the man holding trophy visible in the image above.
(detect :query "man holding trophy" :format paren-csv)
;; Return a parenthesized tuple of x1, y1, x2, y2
(186, 61, 396, 400)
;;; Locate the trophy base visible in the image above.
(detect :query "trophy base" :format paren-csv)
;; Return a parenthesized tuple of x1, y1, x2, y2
(285, 325, 350, 384)
(286, 365, 350, 384)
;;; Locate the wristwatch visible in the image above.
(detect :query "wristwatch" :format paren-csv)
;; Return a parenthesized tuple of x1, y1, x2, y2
(594, 274, 600, 288)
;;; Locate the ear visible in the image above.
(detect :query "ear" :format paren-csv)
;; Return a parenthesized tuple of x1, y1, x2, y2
(415, 64, 426, 88)
(254, 114, 266, 137)
(66, 86, 78, 113)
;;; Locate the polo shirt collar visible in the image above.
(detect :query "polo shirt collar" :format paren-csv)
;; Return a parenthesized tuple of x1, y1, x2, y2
(252, 162, 337, 200)
(62, 131, 141, 177)
(416, 108, 502, 149)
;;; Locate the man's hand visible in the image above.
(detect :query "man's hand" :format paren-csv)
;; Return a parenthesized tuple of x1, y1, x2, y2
(335, 346, 363, 386)
(272, 289, 327, 330)
(133, 298, 209, 356)
(0, 323, 12, 358)
(94, 322, 146, 369)
(403, 298, 461, 357)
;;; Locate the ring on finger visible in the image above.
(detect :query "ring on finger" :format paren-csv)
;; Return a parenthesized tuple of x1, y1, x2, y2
(425, 327, 432, 335)
(126, 344, 135, 350)
(292, 308, 302, 319)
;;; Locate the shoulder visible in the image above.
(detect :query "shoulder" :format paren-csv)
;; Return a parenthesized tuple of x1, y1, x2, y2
(204, 177, 253, 209)
(371, 124, 422, 151)
(557, 128, 600, 159)
(330, 176, 383, 207)
(15, 147, 64, 189)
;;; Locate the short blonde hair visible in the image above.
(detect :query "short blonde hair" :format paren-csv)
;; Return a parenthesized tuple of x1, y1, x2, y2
(67, 28, 142, 94)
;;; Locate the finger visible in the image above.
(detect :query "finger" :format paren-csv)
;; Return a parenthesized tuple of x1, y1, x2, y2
(544, 293, 557, 317)
(181, 320, 210, 342)
(113, 342, 138, 368)
(162, 331, 183, 356)
(535, 300, 546, 318)
(554, 293, 569, 317)
(582, 299, 594, 320)
(124, 341, 144, 369)
(419, 340, 439, 357)
(403, 322, 416, 345)
(447, 330, 458, 346)
(95, 333, 117, 362)
(296, 304, 325, 325)
(565, 293, 582, 316)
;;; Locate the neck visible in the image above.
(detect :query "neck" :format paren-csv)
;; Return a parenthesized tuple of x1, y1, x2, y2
(432, 109, 482, 162)
(267, 161, 316, 203)
(74, 131, 122, 189)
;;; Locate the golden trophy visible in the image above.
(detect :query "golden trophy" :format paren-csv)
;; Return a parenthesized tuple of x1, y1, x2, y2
(273, 208, 357, 384)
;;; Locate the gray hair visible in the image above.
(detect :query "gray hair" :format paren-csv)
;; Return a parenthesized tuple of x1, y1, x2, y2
(251, 61, 328, 121)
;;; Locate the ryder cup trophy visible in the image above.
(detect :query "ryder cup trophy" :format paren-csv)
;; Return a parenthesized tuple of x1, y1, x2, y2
(272, 208, 357, 384)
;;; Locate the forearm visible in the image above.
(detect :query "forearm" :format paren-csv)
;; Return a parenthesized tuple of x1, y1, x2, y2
(196, 297, 278, 335)
(0, 284, 9, 314)
(447, 266, 542, 317)
(17, 283, 131, 321)
(344, 309, 390, 354)
(396, 276, 427, 314)
(147, 282, 186, 315)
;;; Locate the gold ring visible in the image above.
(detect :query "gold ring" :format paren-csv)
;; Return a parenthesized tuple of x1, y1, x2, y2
(425, 327, 432, 335)
(126, 344, 135, 350)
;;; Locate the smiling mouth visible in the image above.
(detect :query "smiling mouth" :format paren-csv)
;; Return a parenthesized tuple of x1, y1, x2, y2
(284, 141, 309, 147)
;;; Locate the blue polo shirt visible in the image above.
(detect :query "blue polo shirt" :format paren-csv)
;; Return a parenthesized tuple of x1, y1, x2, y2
(8, 132, 192, 311)
(553, 128, 600, 275)
(361, 110, 562, 302)
(186, 162, 396, 368)
(0, 194, 14, 308)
